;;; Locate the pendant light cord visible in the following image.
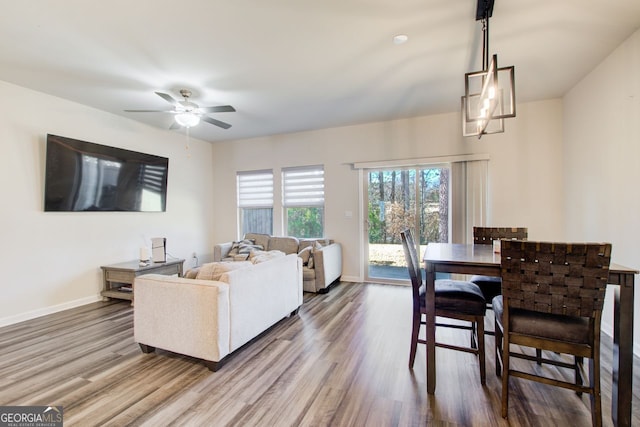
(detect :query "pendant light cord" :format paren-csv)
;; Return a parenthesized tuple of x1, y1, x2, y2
(185, 126, 191, 157)
(482, 16, 490, 71)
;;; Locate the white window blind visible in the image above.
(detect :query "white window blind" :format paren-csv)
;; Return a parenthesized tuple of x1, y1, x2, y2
(282, 166, 324, 207)
(237, 170, 273, 208)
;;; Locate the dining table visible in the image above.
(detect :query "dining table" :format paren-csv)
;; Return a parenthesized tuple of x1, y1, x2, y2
(423, 243, 638, 427)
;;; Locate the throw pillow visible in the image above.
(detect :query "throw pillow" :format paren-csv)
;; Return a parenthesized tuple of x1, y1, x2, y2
(308, 254, 314, 269)
(297, 246, 313, 265)
(196, 261, 253, 281)
(238, 241, 264, 254)
(227, 239, 255, 256)
(183, 267, 200, 279)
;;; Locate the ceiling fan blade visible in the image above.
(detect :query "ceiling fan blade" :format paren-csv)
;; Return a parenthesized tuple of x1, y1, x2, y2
(202, 116, 232, 129)
(155, 91, 179, 106)
(199, 105, 236, 113)
(124, 109, 175, 113)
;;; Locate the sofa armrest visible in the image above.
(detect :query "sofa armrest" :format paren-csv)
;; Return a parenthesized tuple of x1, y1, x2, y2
(213, 242, 234, 261)
(221, 254, 302, 351)
(313, 242, 342, 291)
(133, 274, 230, 362)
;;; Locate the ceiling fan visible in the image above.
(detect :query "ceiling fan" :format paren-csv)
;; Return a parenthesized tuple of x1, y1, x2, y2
(125, 89, 235, 129)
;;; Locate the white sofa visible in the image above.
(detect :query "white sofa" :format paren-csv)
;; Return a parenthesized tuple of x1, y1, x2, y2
(214, 233, 342, 293)
(134, 253, 303, 371)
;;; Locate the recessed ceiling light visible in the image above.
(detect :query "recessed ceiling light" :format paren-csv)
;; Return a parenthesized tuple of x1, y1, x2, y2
(393, 34, 408, 45)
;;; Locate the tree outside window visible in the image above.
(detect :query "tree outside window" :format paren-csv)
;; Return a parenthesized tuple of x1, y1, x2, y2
(283, 166, 324, 238)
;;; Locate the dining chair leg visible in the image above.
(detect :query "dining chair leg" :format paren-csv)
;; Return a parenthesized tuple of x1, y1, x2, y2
(501, 336, 510, 418)
(409, 312, 421, 369)
(575, 356, 584, 396)
(536, 348, 542, 365)
(470, 322, 477, 349)
(477, 318, 486, 385)
(590, 353, 603, 427)
(494, 317, 503, 377)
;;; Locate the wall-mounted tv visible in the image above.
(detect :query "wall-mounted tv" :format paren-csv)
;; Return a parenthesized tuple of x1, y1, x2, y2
(44, 134, 169, 212)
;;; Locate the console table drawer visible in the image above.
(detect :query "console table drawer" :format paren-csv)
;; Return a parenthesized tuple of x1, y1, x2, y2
(105, 270, 135, 284)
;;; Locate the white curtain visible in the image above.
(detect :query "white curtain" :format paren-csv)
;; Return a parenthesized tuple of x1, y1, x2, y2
(451, 160, 488, 244)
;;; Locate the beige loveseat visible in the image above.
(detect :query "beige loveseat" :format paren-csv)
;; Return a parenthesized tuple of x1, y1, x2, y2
(214, 233, 342, 293)
(134, 253, 303, 371)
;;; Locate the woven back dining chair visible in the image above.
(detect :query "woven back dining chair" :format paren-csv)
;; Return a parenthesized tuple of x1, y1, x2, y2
(471, 227, 528, 345)
(472, 227, 528, 245)
(400, 228, 487, 385)
(494, 240, 612, 426)
(471, 226, 528, 303)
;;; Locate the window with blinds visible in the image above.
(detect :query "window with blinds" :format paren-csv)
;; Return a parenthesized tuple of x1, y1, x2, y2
(237, 170, 273, 236)
(282, 166, 324, 238)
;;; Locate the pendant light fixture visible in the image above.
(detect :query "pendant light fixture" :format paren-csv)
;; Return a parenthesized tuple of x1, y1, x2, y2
(462, 0, 516, 138)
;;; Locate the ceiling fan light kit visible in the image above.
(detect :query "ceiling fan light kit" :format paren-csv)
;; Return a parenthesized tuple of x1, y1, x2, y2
(175, 112, 200, 128)
(125, 89, 235, 130)
(393, 34, 408, 45)
(462, 0, 516, 139)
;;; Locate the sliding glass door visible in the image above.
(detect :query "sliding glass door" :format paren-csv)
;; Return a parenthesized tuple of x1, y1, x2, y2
(365, 166, 450, 281)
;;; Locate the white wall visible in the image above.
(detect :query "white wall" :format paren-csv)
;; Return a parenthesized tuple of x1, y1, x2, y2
(564, 28, 640, 354)
(0, 81, 215, 326)
(211, 98, 565, 282)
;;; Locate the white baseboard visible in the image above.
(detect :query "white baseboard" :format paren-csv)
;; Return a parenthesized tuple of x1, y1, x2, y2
(0, 294, 103, 328)
(340, 275, 360, 283)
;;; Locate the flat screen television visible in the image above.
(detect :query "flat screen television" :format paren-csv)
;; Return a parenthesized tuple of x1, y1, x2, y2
(44, 134, 169, 212)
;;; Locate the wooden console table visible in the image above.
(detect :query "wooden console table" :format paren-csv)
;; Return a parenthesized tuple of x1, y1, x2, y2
(100, 258, 184, 302)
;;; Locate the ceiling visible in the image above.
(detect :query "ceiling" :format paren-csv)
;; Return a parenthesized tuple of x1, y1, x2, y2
(1, 0, 639, 143)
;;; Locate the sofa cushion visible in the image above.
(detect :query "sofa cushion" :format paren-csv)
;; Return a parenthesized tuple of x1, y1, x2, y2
(305, 241, 324, 269)
(268, 236, 299, 254)
(251, 250, 286, 264)
(298, 246, 313, 265)
(196, 261, 253, 281)
(299, 238, 331, 250)
(302, 266, 316, 281)
(298, 240, 315, 251)
(244, 233, 270, 251)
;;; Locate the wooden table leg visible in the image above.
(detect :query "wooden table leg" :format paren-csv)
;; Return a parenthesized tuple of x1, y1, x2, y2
(612, 272, 634, 427)
(426, 263, 436, 394)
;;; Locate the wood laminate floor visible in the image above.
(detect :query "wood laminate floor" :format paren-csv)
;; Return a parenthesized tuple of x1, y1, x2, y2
(0, 282, 638, 426)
